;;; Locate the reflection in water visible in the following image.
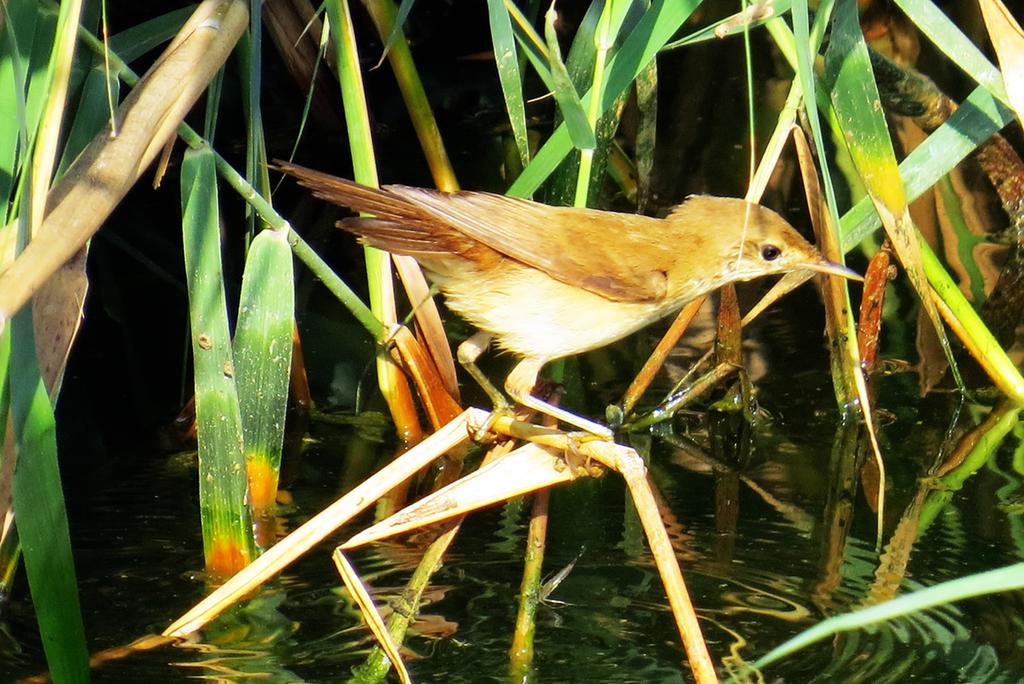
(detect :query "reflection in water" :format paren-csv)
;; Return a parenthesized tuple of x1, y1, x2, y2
(3, 371, 1023, 682)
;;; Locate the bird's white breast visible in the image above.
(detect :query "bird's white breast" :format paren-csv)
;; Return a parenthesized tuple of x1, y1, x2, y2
(434, 262, 682, 360)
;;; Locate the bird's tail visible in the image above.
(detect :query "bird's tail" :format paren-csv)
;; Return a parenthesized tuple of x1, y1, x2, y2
(274, 161, 472, 259)
(274, 161, 423, 223)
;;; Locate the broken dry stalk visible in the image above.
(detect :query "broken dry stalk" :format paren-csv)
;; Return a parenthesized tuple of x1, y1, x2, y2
(166, 408, 718, 683)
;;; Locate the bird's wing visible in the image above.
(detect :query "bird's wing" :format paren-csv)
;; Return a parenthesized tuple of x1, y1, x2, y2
(277, 161, 674, 303)
(389, 187, 673, 303)
(276, 161, 502, 265)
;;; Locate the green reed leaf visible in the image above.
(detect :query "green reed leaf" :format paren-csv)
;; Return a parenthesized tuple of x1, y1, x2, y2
(487, 0, 530, 166)
(181, 145, 255, 571)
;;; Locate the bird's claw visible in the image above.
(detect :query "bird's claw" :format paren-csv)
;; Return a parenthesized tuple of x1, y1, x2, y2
(469, 399, 514, 443)
(562, 431, 610, 477)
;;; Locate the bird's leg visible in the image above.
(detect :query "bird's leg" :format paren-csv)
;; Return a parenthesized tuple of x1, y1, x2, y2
(506, 358, 614, 440)
(456, 331, 511, 439)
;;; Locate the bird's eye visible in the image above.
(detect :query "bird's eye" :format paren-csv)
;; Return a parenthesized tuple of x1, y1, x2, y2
(761, 244, 782, 261)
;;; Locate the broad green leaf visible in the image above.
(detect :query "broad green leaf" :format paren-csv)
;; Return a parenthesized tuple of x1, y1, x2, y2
(487, 0, 530, 166)
(234, 229, 295, 511)
(825, 8, 907, 210)
(543, 3, 596, 150)
(9, 312, 89, 682)
(181, 146, 255, 573)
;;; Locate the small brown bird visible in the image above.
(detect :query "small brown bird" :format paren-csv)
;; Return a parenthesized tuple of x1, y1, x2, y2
(278, 162, 858, 437)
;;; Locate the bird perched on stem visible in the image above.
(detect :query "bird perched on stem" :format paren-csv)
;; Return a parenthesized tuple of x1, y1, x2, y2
(277, 161, 859, 438)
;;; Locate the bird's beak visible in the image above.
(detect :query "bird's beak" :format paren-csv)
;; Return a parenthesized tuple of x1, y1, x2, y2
(802, 258, 863, 281)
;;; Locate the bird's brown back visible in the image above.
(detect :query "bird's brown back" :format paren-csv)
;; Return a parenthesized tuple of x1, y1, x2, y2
(276, 162, 832, 310)
(278, 162, 699, 303)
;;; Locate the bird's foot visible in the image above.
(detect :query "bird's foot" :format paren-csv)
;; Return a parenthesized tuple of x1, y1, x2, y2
(469, 398, 515, 443)
(561, 431, 611, 477)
